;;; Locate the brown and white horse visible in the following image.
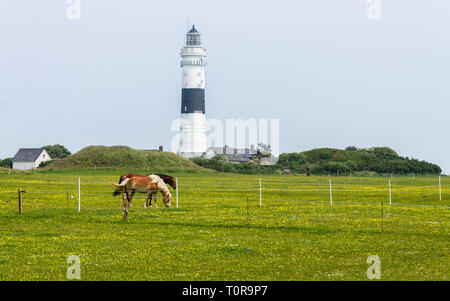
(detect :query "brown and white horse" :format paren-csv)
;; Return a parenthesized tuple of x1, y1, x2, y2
(113, 172, 176, 207)
(112, 175, 171, 208)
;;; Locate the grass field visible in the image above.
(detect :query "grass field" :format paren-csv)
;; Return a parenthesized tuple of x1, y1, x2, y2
(0, 169, 448, 280)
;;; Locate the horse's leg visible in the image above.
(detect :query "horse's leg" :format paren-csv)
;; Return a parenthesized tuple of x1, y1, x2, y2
(128, 190, 135, 208)
(126, 191, 131, 208)
(147, 191, 153, 207)
(145, 191, 151, 208)
(152, 191, 158, 208)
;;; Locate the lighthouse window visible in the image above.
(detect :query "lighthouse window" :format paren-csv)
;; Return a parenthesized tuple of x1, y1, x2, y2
(187, 35, 201, 46)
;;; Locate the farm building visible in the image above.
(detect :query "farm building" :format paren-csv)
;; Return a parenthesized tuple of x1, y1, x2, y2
(203, 145, 257, 163)
(143, 146, 164, 152)
(12, 148, 51, 170)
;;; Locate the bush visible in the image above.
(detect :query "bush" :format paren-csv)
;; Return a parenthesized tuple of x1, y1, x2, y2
(39, 159, 55, 168)
(275, 147, 441, 175)
(194, 146, 442, 175)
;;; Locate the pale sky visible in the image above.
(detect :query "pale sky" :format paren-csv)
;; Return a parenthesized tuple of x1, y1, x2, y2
(0, 1, 449, 173)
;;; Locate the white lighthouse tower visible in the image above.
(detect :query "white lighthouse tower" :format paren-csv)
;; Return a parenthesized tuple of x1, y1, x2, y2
(179, 25, 207, 158)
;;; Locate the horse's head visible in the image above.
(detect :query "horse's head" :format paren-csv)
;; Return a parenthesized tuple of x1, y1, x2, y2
(163, 191, 171, 207)
(168, 177, 177, 190)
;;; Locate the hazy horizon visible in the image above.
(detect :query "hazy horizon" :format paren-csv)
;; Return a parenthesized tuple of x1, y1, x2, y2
(1, 1, 449, 173)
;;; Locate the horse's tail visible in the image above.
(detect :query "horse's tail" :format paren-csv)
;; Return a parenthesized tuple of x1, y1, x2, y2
(112, 175, 123, 196)
(117, 178, 130, 187)
(112, 178, 130, 196)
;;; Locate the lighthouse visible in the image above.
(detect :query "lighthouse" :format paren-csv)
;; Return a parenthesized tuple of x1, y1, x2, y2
(179, 25, 207, 158)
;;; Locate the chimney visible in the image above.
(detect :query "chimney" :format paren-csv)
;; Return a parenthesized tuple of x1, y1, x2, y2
(159, 146, 163, 152)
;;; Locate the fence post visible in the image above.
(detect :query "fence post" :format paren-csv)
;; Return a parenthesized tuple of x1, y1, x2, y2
(122, 191, 128, 221)
(78, 177, 81, 212)
(389, 179, 392, 205)
(439, 175, 442, 201)
(259, 178, 262, 207)
(246, 197, 249, 225)
(18, 188, 23, 214)
(329, 179, 333, 206)
(176, 177, 179, 208)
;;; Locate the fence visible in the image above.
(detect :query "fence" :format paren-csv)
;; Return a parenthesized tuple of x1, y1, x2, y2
(2, 175, 447, 212)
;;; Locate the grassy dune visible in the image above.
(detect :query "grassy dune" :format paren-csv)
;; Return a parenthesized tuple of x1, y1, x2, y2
(46, 146, 206, 172)
(0, 170, 448, 280)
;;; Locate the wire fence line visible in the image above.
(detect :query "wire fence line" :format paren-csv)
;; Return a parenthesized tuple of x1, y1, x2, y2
(2, 194, 448, 209)
(0, 175, 447, 212)
(0, 185, 447, 193)
(0, 191, 448, 210)
(0, 183, 448, 194)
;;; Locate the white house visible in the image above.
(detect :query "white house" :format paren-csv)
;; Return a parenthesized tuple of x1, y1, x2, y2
(12, 148, 52, 170)
(203, 145, 257, 163)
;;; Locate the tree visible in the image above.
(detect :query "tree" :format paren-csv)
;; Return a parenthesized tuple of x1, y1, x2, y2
(256, 143, 272, 159)
(0, 158, 12, 168)
(42, 144, 71, 159)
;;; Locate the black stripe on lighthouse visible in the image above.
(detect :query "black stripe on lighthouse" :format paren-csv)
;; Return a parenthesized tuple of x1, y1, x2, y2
(181, 88, 205, 114)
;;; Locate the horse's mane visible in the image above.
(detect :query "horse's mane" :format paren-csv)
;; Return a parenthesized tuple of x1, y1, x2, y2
(154, 173, 176, 190)
(154, 173, 173, 179)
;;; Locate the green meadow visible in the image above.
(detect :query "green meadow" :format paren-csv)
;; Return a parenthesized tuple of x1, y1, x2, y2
(0, 169, 448, 280)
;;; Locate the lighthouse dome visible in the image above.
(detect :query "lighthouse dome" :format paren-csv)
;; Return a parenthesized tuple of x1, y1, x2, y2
(188, 25, 199, 33)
